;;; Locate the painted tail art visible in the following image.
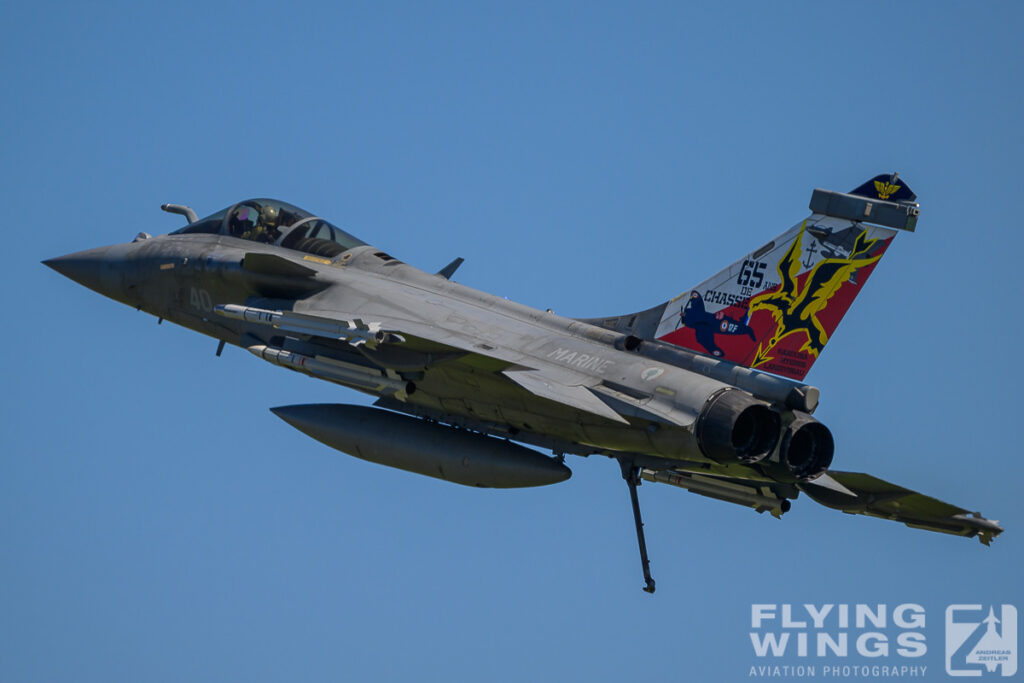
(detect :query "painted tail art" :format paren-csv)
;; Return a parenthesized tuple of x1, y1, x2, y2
(586, 173, 921, 381)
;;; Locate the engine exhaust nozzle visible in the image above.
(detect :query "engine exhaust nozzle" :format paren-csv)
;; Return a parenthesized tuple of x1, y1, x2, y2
(696, 389, 781, 464)
(780, 412, 834, 481)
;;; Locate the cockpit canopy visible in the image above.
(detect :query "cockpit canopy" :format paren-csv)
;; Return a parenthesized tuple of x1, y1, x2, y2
(172, 199, 365, 258)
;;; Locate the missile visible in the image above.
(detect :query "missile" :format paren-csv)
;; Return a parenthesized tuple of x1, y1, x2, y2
(271, 404, 573, 488)
(247, 344, 412, 397)
(216, 304, 405, 348)
(639, 468, 791, 517)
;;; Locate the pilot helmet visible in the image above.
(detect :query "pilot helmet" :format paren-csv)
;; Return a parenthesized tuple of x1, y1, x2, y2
(260, 205, 279, 225)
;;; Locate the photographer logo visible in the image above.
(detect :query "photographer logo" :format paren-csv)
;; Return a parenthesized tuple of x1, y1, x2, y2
(946, 605, 1017, 677)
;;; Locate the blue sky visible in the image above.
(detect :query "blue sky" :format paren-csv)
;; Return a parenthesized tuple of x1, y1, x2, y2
(3, 2, 1022, 681)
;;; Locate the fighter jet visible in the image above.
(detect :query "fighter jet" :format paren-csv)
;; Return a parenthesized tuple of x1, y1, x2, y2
(44, 174, 1002, 593)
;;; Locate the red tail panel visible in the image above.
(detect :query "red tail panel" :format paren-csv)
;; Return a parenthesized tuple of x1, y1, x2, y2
(653, 221, 897, 381)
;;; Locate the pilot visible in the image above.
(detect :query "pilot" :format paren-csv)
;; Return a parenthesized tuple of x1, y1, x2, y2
(228, 206, 253, 238)
(242, 205, 281, 243)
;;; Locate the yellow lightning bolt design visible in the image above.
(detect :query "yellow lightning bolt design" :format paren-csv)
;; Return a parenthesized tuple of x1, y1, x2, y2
(748, 221, 883, 368)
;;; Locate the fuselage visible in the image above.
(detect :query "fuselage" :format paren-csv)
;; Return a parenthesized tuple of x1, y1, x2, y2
(45, 205, 829, 486)
(66, 234, 720, 454)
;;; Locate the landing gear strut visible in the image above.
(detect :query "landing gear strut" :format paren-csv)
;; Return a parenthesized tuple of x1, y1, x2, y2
(619, 460, 656, 594)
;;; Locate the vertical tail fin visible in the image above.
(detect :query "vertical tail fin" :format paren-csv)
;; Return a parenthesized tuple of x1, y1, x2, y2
(590, 174, 920, 381)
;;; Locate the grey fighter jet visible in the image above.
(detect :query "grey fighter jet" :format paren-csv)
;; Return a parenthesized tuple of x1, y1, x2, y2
(44, 175, 1001, 593)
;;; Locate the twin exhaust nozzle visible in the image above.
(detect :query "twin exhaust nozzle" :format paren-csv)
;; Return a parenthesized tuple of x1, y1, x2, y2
(696, 389, 833, 481)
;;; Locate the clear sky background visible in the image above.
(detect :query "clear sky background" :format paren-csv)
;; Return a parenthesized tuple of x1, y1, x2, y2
(3, 2, 1022, 681)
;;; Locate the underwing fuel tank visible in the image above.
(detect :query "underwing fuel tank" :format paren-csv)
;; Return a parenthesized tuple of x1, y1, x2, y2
(271, 404, 572, 488)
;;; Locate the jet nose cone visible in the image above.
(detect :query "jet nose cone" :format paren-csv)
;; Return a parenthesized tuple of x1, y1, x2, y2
(43, 246, 113, 292)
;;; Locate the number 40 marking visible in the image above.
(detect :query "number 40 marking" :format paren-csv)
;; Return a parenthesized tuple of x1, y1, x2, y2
(189, 287, 213, 312)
